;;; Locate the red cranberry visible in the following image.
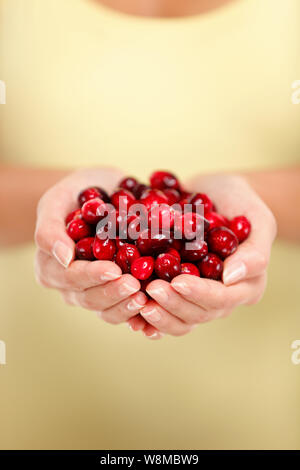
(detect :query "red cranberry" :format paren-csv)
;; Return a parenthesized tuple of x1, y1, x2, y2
(81, 198, 106, 224)
(148, 204, 175, 231)
(65, 209, 82, 225)
(189, 192, 213, 215)
(67, 219, 92, 241)
(180, 263, 200, 277)
(180, 240, 208, 262)
(166, 248, 181, 261)
(174, 212, 209, 240)
(136, 230, 170, 256)
(229, 216, 251, 243)
(155, 253, 181, 281)
(115, 236, 129, 249)
(93, 237, 116, 260)
(75, 237, 95, 261)
(198, 253, 223, 280)
(131, 256, 155, 280)
(115, 244, 140, 273)
(150, 171, 180, 191)
(140, 189, 168, 211)
(133, 183, 150, 199)
(207, 226, 238, 259)
(111, 189, 136, 210)
(168, 236, 183, 252)
(205, 211, 229, 230)
(180, 190, 192, 200)
(119, 177, 139, 193)
(78, 186, 109, 206)
(163, 188, 181, 205)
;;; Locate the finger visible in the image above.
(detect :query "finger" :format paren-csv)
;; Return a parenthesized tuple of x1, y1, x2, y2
(146, 279, 214, 324)
(127, 314, 148, 331)
(35, 185, 77, 267)
(140, 300, 193, 336)
(171, 274, 267, 310)
(142, 323, 165, 340)
(35, 249, 122, 291)
(98, 292, 148, 325)
(64, 274, 140, 311)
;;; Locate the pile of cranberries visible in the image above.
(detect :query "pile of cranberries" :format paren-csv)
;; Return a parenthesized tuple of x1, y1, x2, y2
(65, 171, 251, 292)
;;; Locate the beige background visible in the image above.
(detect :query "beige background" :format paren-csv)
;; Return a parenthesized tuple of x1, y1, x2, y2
(0, 0, 299, 449)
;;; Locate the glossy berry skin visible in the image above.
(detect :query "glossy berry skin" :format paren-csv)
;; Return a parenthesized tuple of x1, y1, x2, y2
(65, 209, 82, 225)
(198, 253, 223, 280)
(180, 240, 208, 262)
(136, 230, 170, 256)
(78, 186, 110, 206)
(75, 237, 95, 261)
(140, 189, 168, 211)
(81, 198, 106, 224)
(168, 237, 183, 252)
(174, 212, 209, 240)
(67, 219, 92, 241)
(150, 171, 180, 191)
(229, 216, 251, 243)
(207, 226, 238, 259)
(166, 248, 181, 261)
(148, 204, 175, 231)
(155, 253, 181, 281)
(133, 183, 150, 199)
(180, 263, 200, 277)
(93, 237, 116, 260)
(189, 192, 213, 215)
(119, 177, 139, 193)
(115, 236, 129, 250)
(115, 244, 140, 274)
(205, 211, 229, 230)
(163, 188, 181, 205)
(131, 256, 155, 280)
(111, 189, 136, 210)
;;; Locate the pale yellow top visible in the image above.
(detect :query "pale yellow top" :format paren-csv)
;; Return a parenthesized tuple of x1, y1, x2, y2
(0, 0, 299, 449)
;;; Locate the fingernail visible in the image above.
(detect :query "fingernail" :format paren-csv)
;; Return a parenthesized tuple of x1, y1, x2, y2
(171, 281, 191, 296)
(128, 323, 135, 331)
(127, 298, 146, 312)
(144, 331, 164, 339)
(119, 282, 139, 297)
(223, 261, 247, 286)
(97, 311, 103, 319)
(100, 272, 121, 281)
(52, 241, 73, 268)
(141, 307, 161, 322)
(146, 286, 168, 302)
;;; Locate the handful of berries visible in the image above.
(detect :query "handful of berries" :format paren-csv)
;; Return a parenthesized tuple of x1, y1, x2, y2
(65, 171, 251, 291)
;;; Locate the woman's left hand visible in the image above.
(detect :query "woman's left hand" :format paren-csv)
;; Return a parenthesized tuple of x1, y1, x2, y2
(132, 174, 277, 338)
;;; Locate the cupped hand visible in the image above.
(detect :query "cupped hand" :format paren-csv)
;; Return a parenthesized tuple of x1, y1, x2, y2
(34, 167, 153, 330)
(137, 174, 277, 337)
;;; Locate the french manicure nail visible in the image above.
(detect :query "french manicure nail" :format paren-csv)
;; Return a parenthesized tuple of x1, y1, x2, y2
(171, 281, 191, 296)
(52, 241, 73, 268)
(146, 287, 168, 303)
(223, 261, 247, 285)
(141, 308, 161, 322)
(100, 272, 121, 281)
(119, 282, 139, 297)
(127, 298, 145, 312)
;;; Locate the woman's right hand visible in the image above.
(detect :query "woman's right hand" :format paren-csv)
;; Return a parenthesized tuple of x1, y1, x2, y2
(34, 167, 159, 333)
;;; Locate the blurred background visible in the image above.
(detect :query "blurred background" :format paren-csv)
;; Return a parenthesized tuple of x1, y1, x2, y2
(0, 0, 299, 449)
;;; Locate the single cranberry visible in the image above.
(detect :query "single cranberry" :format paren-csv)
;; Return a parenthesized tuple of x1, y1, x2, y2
(119, 177, 139, 193)
(111, 188, 136, 210)
(207, 226, 238, 259)
(205, 211, 229, 230)
(180, 240, 208, 262)
(136, 229, 170, 256)
(133, 183, 150, 199)
(174, 212, 209, 240)
(65, 209, 82, 225)
(75, 237, 95, 261)
(163, 188, 181, 205)
(189, 192, 213, 215)
(229, 215, 251, 243)
(150, 171, 180, 191)
(78, 186, 110, 206)
(166, 248, 181, 261)
(93, 237, 116, 260)
(67, 219, 92, 241)
(81, 197, 106, 224)
(148, 204, 175, 231)
(155, 253, 181, 281)
(198, 253, 223, 280)
(115, 244, 140, 274)
(180, 263, 200, 277)
(140, 189, 168, 211)
(131, 256, 155, 280)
